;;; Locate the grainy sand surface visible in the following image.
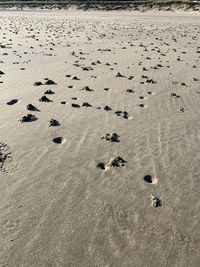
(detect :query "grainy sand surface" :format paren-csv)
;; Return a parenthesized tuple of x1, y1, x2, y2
(0, 10, 200, 267)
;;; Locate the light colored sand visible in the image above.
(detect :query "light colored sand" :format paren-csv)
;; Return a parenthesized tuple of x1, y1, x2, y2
(0, 10, 200, 267)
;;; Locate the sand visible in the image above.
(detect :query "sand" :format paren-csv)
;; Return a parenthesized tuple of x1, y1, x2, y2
(0, 9, 200, 267)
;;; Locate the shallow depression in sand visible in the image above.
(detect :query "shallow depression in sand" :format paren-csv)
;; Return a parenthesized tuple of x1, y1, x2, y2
(52, 137, 65, 144)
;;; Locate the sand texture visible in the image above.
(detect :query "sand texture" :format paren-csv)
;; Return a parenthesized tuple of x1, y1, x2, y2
(0, 10, 200, 267)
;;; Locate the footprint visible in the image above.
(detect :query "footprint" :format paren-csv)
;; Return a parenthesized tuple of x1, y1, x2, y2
(114, 110, 129, 119)
(44, 89, 55, 95)
(33, 81, 43, 86)
(48, 119, 60, 127)
(20, 114, 37, 122)
(171, 93, 180, 98)
(81, 86, 93, 92)
(179, 82, 189, 87)
(139, 104, 147, 108)
(126, 89, 134, 93)
(0, 70, 5, 75)
(82, 102, 92, 107)
(146, 79, 156, 84)
(143, 175, 158, 185)
(7, 99, 18, 105)
(151, 195, 162, 208)
(52, 137, 64, 144)
(39, 95, 52, 102)
(71, 103, 80, 108)
(116, 72, 124, 77)
(104, 105, 112, 111)
(2, 219, 20, 233)
(139, 96, 147, 100)
(179, 107, 184, 113)
(45, 79, 56, 85)
(97, 157, 127, 171)
(71, 75, 80, 80)
(26, 103, 40, 111)
(147, 91, 155, 95)
(0, 142, 12, 171)
(101, 133, 120, 142)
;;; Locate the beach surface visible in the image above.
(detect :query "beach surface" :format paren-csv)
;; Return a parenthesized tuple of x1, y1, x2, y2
(0, 10, 200, 267)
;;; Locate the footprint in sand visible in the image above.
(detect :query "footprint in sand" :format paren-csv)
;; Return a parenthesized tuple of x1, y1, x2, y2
(147, 91, 155, 95)
(104, 105, 112, 111)
(97, 157, 127, 171)
(71, 75, 80, 80)
(0, 70, 5, 75)
(7, 99, 18, 105)
(101, 133, 120, 142)
(20, 114, 37, 123)
(48, 119, 60, 127)
(139, 96, 147, 100)
(179, 107, 184, 113)
(52, 137, 64, 144)
(126, 89, 134, 93)
(44, 89, 55, 95)
(0, 142, 12, 171)
(151, 195, 162, 208)
(71, 103, 80, 108)
(45, 79, 56, 85)
(39, 95, 52, 102)
(139, 104, 147, 108)
(146, 79, 157, 84)
(171, 93, 180, 98)
(179, 82, 189, 87)
(115, 110, 129, 119)
(27, 103, 40, 111)
(116, 72, 125, 77)
(143, 175, 158, 185)
(82, 102, 92, 107)
(33, 81, 43, 86)
(81, 86, 93, 92)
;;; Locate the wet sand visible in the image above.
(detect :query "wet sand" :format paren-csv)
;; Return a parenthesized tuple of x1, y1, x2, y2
(0, 10, 200, 267)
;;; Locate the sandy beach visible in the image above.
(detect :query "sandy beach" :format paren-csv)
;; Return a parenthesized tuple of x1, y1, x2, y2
(0, 9, 200, 266)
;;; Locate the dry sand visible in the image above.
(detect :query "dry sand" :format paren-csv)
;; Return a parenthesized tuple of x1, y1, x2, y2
(0, 10, 200, 267)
